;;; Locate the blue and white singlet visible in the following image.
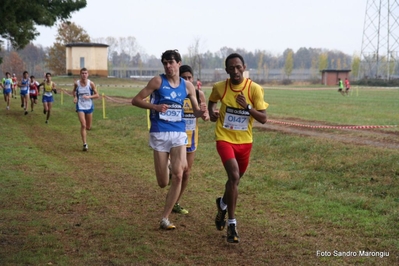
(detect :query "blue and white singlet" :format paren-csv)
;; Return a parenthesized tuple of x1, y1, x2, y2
(149, 74, 187, 133)
(20, 78, 30, 95)
(76, 79, 94, 112)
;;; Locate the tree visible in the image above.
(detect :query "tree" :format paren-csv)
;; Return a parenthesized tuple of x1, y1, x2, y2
(218, 46, 235, 63)
(105, 37, 119, 61)
(1, 51, 25, 75)
(388, 56, 396, 80)
(18, 43, 47, 76)
(119, 36, 138, 60)
(319, 53, 329, 71)
(0, 0, 87, 63)
(336, 58, 342, 70)
(188, 38, 204, 79)
(284, 49, 294, 79)
(257, 51, 264, 77)
(294, 47, 311, 69)
(46, 22, 90, 75)
(310, 55, 319, 79)
(46, 43, 67, 75)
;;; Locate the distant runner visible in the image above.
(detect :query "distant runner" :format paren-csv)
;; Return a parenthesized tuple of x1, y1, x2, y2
(345, 78, 350, 95)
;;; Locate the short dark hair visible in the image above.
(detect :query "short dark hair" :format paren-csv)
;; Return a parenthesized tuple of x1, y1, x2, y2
(45, 72, 51, 77)
(23, 71, 28, 75)
(5, 72, 10, 75)
(30, 75, 35, 79)
(225, 53, 245, 68)
(179, 65, 193, 76)
(161, 49, 182, 63)
(80, 68, 88, 73)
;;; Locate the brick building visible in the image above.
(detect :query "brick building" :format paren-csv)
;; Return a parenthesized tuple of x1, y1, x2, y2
(321, 69, 351, 86)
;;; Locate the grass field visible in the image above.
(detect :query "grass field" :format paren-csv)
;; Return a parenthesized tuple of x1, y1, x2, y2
(0, 80, 398, 265)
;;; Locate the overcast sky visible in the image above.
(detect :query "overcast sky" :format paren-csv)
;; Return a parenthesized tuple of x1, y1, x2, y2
(34, 0, 367, 57)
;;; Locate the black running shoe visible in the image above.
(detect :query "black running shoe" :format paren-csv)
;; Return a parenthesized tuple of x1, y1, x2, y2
(215, 197, 227, 231)
(227, 224, 240, 243)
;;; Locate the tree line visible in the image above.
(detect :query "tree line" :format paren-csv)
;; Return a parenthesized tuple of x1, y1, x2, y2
(1, 21, 359, 80)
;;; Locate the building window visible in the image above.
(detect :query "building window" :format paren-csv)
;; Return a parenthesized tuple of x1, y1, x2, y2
(80, 57, 85, 68)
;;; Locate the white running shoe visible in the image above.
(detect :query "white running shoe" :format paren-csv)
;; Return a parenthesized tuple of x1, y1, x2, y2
(159, 218, 176, 230)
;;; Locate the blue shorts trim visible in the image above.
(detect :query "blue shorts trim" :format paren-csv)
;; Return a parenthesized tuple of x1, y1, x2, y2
(77, 108, 94, 114)
(42, 95, 54, 103)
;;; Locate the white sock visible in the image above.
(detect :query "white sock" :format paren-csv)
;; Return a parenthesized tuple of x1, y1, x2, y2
(220, 198, 227, 210)
(228, 219, 236, 226)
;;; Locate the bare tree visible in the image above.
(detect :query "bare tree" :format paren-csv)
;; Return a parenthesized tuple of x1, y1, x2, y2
(1, 51, 25, 75)
(17, 43, 46, 77)
(187, 38, 203, 79)
(104, 37, 119, 61)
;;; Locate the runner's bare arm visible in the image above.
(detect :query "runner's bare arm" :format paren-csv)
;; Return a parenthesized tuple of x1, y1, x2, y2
(131, 76, 168, 113)
(199, 90, 209, 121)
(186, 81, 206, 118)
(90, 81, 99, 99)
(72, 81, 78, 103)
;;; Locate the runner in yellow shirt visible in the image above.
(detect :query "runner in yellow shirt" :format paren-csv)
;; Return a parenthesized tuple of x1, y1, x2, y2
(38, 73, 56, 124)
(208, 53, 269, 243)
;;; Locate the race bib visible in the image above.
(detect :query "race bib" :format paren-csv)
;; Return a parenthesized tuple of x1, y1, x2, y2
(44, 91, 52, 96)
(159, 105, 182, 122)
(223, 107, 250, 131)
(78, 94, 91, 110)
(184, 113, 196, 131)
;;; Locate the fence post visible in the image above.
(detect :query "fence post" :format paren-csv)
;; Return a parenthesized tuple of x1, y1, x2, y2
(102, 93, 107, 119)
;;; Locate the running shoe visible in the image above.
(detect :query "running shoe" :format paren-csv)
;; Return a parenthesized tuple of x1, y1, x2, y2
(83, 144, 88, 151)
(24, 111, 28, 115)
(6, 106, 9, 110)
(215, 197, 227, 231)
(45, 120, 48, 124)
(172, 203, 188, 214)
(159, 218, 176, 230)
(227, 223, 240, 243)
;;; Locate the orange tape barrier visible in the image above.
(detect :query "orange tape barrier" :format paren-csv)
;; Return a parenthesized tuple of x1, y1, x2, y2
(268, 119, 397, 130)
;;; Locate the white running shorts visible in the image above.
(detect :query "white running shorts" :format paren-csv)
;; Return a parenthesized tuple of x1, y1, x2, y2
(149, 132, 188, 152)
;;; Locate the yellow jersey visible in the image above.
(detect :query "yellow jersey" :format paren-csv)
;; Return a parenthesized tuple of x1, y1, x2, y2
(183, 96, 199, 152)
(43, 81, 54, 96)
(209, 78, 268, 144)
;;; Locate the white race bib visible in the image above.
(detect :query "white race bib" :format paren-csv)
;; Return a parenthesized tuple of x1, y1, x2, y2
(184, 113, 196, 131)
(223, 107, 250, 131)
(78, 94, 92, 110)
(159, 107, 182, 122)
